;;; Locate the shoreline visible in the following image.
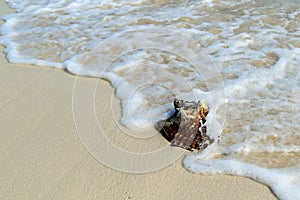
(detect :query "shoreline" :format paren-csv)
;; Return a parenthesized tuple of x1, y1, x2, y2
(0, 1, 277, 199)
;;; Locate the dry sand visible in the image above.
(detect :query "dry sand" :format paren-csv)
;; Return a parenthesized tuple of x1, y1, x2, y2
(0, 1, 277, 199)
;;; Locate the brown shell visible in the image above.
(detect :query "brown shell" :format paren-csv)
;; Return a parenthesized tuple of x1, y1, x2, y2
(157, 98, 211, 151)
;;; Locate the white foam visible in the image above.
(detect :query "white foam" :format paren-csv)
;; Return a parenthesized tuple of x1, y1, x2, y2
(183, 157, 300, 200)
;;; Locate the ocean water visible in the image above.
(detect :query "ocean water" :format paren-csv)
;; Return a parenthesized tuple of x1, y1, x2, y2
(1, 0, 300, 199)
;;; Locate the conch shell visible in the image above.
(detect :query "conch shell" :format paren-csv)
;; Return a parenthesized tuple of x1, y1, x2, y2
(157, 98, 212, 151)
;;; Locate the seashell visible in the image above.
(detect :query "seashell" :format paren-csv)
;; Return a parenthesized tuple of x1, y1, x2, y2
(156, 98, 212, 151)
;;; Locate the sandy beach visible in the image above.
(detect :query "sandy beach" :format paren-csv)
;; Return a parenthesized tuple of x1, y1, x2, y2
(0, 1, 278, 199)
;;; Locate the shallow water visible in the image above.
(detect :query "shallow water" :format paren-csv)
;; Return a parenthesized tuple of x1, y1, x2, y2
(1, 0, 300, 199)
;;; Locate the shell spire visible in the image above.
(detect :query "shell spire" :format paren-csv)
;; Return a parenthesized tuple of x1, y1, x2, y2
(198, 100, 209, 119)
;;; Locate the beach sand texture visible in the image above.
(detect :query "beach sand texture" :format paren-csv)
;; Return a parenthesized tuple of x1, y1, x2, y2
(0, 1, 277, 199)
